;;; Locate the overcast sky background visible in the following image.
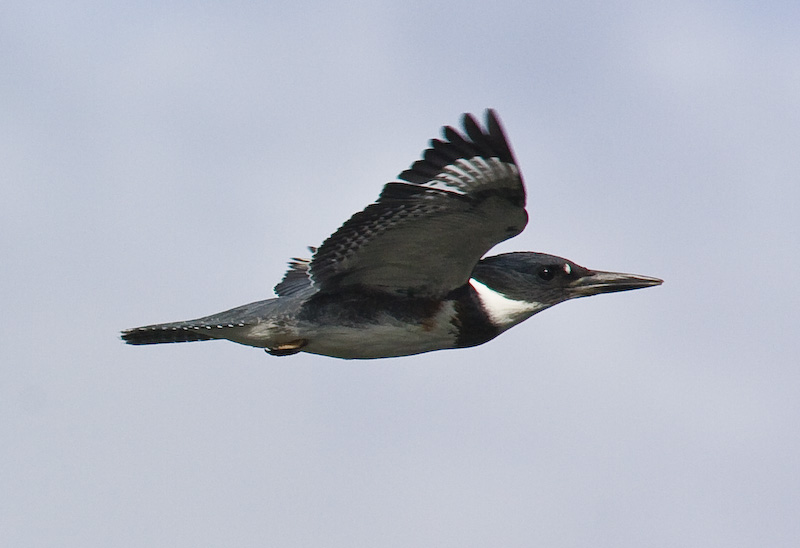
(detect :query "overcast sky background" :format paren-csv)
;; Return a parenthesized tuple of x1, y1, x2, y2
(3, 1, 799, 546)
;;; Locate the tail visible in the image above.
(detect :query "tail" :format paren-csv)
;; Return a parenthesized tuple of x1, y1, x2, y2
(121, 322, 216, 345)
(122, 299, 281, 346)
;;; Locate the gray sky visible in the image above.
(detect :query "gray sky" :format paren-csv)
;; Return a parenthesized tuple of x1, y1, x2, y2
(3, 1, 799, 546)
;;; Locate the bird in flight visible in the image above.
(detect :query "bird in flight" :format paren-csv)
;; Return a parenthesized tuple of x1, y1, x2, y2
(122, 110, 661, 359)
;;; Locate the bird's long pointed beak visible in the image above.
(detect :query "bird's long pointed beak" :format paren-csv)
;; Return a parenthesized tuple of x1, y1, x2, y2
(569, 269, 663, 298)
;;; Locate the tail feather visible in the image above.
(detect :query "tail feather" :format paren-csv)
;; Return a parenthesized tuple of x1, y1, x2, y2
(121, 324, 216, 345)
(122, 299, 281, 347)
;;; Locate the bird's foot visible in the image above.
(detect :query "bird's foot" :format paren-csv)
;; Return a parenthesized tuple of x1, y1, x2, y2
(266, 339, 308, 356)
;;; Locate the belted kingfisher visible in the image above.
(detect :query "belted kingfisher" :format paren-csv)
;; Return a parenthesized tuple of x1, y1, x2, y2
(122, 110, 662, 359)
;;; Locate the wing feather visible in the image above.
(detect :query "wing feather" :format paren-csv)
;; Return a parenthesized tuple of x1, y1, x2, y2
(306, 109, 528, 298)
(273, 248, 316, 297)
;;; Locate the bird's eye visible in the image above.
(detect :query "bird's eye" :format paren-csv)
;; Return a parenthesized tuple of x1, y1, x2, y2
(537, 266, 556, 281)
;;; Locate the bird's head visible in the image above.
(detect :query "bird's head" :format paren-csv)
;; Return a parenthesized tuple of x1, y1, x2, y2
(471, 252, 662, 317)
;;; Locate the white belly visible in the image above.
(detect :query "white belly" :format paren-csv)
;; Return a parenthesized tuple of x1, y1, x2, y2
(300, 303, 460, 359)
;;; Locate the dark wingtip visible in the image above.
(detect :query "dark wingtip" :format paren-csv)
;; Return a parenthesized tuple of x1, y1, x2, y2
(484, 108, 516, 164)
(397, 109, 518, 184)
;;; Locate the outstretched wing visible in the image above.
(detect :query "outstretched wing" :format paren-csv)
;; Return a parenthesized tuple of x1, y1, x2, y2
(309, 109, 528, 298)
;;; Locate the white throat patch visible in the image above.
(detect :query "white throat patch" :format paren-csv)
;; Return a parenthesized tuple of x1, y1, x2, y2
(469, 278, 546, 329)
